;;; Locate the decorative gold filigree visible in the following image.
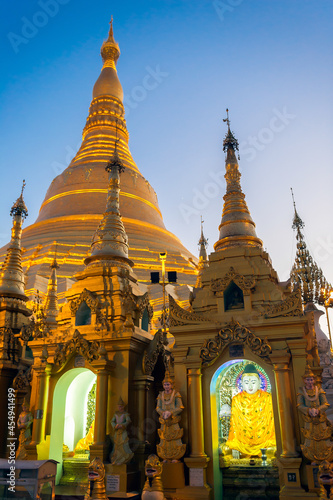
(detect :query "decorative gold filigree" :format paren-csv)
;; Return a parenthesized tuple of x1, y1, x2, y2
(200, 319, 271, 366)
(143, 329, 172, 375)
(169, 295, 211, 326)
(260, 289, 303, 318)
(210, 267, 256, 296)
(54, 329, 100, 365)
(69, 288, 100, 316)
(13, 367, 32, 391)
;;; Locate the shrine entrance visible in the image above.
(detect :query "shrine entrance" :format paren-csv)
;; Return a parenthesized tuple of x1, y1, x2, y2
(210, 359, 279, 499)
(48, 368, 96, 483)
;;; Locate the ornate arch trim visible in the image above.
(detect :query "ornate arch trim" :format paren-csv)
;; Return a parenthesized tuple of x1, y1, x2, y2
(200, 319, 271, 366)
(54, 329, 100, 365)
(69, 288, 100, 316)
(210, 267, 256, 297)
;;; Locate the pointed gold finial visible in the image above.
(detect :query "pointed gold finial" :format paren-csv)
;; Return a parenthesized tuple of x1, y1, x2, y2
(100, 15, 120, 69)
(222, 108, 239, 154)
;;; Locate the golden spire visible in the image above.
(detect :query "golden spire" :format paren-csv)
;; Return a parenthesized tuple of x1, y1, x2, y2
(43, 244, 59, 324)
(93, 16, 123, 100)
(196, 217, 209, 287)
(0, 181, 28, 298)
(85, 138, 133, 267)
(214, 110, 262, 251)
(290, 189, 331, 304)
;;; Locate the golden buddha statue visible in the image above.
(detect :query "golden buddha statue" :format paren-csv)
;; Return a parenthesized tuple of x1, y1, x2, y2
(74, 421, 94, 454)
(226, 364, 276, 456)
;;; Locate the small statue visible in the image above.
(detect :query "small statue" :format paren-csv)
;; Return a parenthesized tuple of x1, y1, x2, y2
(297, 365, 333, 463)
(156, 372, 186, 462)
(16, 398, 33, 460)
(84, 456, 108, 500)
(142, 454, 166, 500)
(75, 421, 94, 455)
(226, 364, 276, 457)
(318, 460, 333, 500)
(109, 397, 133, 465)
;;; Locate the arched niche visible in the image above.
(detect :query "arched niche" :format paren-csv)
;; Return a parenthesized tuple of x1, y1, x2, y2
(75, 301, 92, 326)
(48, 368, 96, 483)
(224, 281, 244, 311)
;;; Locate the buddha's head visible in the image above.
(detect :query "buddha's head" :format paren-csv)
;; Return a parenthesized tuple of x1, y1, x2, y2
(242, 364, 260, 394)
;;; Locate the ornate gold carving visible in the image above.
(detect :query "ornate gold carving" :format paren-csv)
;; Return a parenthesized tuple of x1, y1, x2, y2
(13, 367, 32, 391)
(210, 267, 256, 296)
(54, 329, 100, 365)
(143, 329, 172, 376)
(69, 288, 100, 316)
(200, 320, 272, 366)
(169, 295, 211, 326)
(260, 289, 303, 318)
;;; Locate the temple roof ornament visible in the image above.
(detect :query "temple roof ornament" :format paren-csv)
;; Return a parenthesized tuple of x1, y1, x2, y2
(196, 217, 209, 287)
(85, 145, 133, 267)
(0, 181, 28, 299)
(290, 189, 331, 304)
(214, 110, 262, 251)
(44, 246, 59, 324)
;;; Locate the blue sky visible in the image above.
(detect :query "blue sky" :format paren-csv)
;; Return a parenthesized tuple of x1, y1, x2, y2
(1, 0, 332, 329)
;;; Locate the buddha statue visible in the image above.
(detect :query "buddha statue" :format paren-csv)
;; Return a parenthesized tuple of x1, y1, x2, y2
(226, 364, 276, 457)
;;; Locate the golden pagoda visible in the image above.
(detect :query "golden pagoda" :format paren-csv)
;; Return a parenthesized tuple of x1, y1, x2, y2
(2, 19, 196, 324)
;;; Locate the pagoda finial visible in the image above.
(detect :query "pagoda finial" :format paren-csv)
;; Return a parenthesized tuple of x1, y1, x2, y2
(106, 119, 124, 174)
(100, 15, 120, 68)
(0, 182, 29, 298)
(291, 187, 305, 236)
(10, 179, 28, 219)
(50, 242, 59, 270)
(222, 108, 239, 154)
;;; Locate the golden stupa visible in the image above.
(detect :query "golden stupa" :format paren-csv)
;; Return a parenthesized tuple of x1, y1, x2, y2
(1, 20, 196, 318)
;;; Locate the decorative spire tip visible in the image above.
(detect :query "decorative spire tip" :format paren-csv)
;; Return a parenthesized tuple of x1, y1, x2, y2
(222, 108, 239, 153)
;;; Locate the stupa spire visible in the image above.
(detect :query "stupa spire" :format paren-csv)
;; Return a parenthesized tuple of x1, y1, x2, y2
(290, 189, 330, 304)
(0, 181, 28, 298)
(43, 245, 59, 324)
(214, 109, 262, 251)
(196, 217, 209, 287)
(85, 136, 133, 267)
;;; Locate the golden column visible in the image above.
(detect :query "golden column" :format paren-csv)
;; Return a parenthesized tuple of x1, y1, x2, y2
(181, 357, 211, 499)
(270, 351, 304, 496)
(90, 347, 114, 462)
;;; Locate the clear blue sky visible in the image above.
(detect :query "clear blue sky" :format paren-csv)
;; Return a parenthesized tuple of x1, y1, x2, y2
(1, 0, 332, 329)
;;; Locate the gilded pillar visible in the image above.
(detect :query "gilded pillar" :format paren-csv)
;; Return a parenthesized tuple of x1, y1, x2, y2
(187, 367, 206, 458)
(133, 375, 154, 444)
(90, 354, 114, 461)
(270, 351, 298, 458)
(30, 363, 51, 445)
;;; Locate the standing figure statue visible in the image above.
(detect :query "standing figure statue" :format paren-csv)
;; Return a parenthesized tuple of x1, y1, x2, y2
(297, 364, 333, 463)
(156, 372, 186, 462)
(16, 399, 33, 460)
(110, 397, 134, 465)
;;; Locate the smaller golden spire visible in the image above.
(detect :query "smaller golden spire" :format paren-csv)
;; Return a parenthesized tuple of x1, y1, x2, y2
(214, 110, 262, 251)
(0, 181, 28, 298)
(85, 140, 133, 267)
(44, 243, 59, 324)
(196, 217, 209, 287)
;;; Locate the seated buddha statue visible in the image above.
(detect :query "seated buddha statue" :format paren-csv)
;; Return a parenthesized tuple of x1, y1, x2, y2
(74, 421, 94, 454)
(226, 364, 276, 456)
